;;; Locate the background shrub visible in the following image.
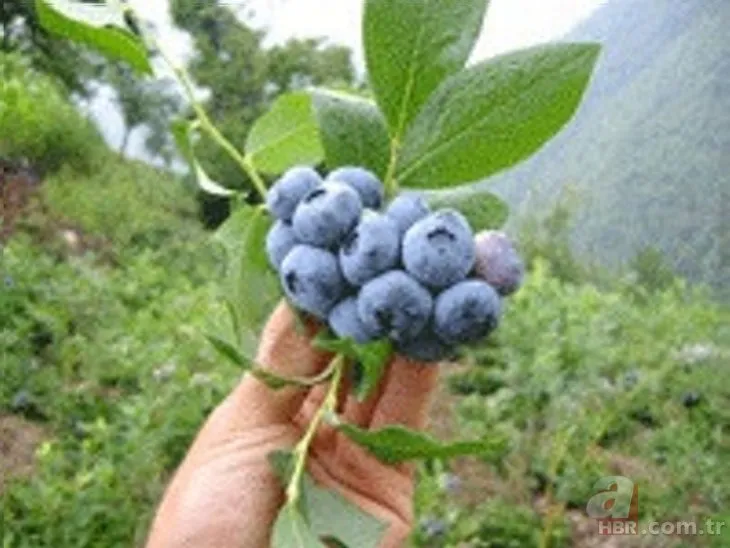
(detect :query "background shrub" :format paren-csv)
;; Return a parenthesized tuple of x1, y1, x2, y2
(0, 53, 104, 174)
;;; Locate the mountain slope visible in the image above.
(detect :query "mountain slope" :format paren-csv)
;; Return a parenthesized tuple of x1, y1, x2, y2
(488, 0, 729, 297)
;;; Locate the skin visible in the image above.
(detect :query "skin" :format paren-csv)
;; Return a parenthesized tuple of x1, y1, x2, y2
(146, 301, 438, 547)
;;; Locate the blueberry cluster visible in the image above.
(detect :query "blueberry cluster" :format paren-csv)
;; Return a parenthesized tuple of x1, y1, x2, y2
(265, 165, 524, 362)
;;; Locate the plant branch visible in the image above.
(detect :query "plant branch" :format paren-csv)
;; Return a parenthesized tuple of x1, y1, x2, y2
(251, 358, 338, 390)
(286, 354, 345, 504)
(130, 10, 268, 200)
(167, 57, 268, 200)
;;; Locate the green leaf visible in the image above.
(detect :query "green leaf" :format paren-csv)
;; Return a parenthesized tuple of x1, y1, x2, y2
(213, 205, 280, 358)
(268, 450, 296, 486)
(336, 423, 506, 464)
(397, 43, 601, 189)
(310, 89, 390, 178)
(364, 0, 489, 137)
(427, 189, 509, 231)
(268, 451, 388, 548)
(172, 119, 236, 196)
(272, 504, 325, 548)
(194, 163, 236, 196)
(204, 333, 248, 367)
(224, 299, 241, 345)
(352, 344, 391, 401)
(35, 0, 152, 75)
(303, 476, 387, 548)
(314, 334, 392, 401)
(250, 361, 336, 391)
(245, 92, 324, 174)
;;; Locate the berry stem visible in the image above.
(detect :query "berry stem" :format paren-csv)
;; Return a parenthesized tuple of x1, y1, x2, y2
(286, 353, 345, 504)
(130, 8, 268, 201)
(383, 137, 401, 200)
(168, 59, 268, 201)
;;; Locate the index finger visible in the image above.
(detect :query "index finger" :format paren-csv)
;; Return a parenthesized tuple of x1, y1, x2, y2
(231, 301, 332, 426)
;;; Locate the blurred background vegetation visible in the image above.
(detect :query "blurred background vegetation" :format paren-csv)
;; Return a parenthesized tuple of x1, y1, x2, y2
(1, 0, 728, 546)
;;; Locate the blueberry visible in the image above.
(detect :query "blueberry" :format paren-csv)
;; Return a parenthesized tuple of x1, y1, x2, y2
(419, 517, 448, 539)
(473, 230, 525, 296)
(10, 390, 45, 420)
(266, 166, 322, 221)
(339, 211, 400, 286)
(11, 390, 32, 413)
(265, 220, 298, 271)
(326, 166, 384, 209)
(402, 209, 475, 289)
(358, 270, 432, 341)
(630, 407, 657, 427)
(328, 297, 379, 344)
(397, 324, 455, 363)
(682, 391, 701, 408)
(623, 370, 640, 389)
(434, 280, 501, 345)
(280, 245, 346, 319)
(385, 194, 430, 236)
(439, 473, 462, 494)
(292, 181, 363, 249)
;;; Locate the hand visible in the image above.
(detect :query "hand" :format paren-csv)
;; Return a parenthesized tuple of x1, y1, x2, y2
(146, 301, 439, 547)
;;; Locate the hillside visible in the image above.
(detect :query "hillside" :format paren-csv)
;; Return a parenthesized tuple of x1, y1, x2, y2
(489, 0, 729, 297)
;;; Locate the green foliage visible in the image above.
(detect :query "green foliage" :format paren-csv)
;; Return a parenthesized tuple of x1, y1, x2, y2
(310, 89, 390, 178)
(427, 188, 509, 231)
(0, 53, 103, 173)
(449, 259, 730, 527)
(245, 92, 323, 174)
(1, 161, 231, 546)
(363, 0, 489, 136)
(312, 334, 392, 401)
(3, 156, 728, 546)
(21, 2, 635, 547)
(413, 472, 570, 547)
(272, 504, 326, 548)
(396, 43, 601, 189)
(4, 1, 179, 164)
(0, 0, 92, 93)
(169, 0, 356, 195)
(335, 423, 506, 464)
(212, 204, 280, 358)
(269, 453, 387, 548)
(514, 187, 599, 285)
(42, 158, 200, 250)
(171, 118, 236, 197)
(35, 0, 152, 75)
(628, 245, 677, 293)
(300, 476, 387, 548)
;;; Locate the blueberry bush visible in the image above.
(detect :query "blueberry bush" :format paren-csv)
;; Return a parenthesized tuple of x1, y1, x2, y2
(27, 0, 602, 544)
(1, 161, 231, 546)
(415, 259, 730, 546)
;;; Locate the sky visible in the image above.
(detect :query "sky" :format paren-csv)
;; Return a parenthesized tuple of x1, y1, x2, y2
(249, 0, 607, 65)
(99, 0, 607, 159)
